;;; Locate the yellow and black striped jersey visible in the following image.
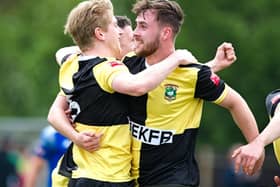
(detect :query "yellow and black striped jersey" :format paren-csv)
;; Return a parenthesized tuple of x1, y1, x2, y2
(57, 54, 133, 183)
(123, 54, 229, 187)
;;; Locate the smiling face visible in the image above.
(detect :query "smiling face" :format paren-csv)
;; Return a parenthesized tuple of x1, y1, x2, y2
(133, 9, 161, 57)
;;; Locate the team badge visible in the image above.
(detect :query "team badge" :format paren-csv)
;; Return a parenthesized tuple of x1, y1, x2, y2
(164, 84, 178, 101)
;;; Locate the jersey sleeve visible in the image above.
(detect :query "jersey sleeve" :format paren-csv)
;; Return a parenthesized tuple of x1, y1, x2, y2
(93, 59, 129, 93)
(194, 65, 228, 103)
(60, 54, 72, 65)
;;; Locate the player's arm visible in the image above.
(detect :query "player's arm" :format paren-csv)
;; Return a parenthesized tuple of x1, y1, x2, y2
(274, 176, 280, 186)
(54, 44, 236, 73)
(232, 91, 280, 175)
(250, 105, 280, 148)
(195, 67, 258, 143)
(47, 94, 102, 152)
(47, 94, 76, 140)
(205, 42, 237, 73)
(111, 49, 196, 96)
(218, 87, 259, 142)
(24, 155, 45, 187)
(217, 86, 264, 175)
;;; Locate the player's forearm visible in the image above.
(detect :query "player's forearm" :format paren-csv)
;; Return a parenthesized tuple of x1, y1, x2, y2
(205, 58, 230, 73)
(220, 88, 259, 142)
(47, 96, 78, 141)
(257, 111, 280, 146)
(25, 156, 44, 187)
(205, 59, 220, 73)
(229, 93, 259, 142)
(116, 53, 179, 96)
(48, 109, 77, 141)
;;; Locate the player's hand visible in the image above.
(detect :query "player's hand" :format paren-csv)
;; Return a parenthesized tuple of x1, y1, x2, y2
(274, 176, 280, 187)
(251, 151, 265, 176)
(232, 139, 265, 176)
(211, 42, 237, 72)
(174, 49, 198, 65)
(74, 131, 103, 152)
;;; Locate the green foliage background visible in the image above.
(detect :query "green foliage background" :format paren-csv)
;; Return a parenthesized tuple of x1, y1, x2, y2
(1, 0, 280, 150)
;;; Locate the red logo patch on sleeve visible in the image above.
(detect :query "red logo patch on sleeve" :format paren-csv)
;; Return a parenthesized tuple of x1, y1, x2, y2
(109, 61, 122, 67)
(210, 73, 220, 86)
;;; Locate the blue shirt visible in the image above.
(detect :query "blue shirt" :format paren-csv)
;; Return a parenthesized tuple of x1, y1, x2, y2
(33, 126, 71, 187)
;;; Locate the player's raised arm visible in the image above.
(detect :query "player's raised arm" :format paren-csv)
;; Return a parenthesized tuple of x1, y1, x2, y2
(206, 42, 237, 73)
(111, 49, 197, 96)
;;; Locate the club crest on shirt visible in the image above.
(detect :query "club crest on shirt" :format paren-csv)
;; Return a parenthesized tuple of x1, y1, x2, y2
(164, 84, 178, 101)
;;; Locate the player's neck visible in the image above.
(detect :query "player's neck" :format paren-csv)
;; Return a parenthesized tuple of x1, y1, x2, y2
(82, 45, 118, 59)
(146, 44, 175, 65)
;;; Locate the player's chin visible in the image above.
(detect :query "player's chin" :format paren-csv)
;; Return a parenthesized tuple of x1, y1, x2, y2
(134, 48, 143, 56)
(134, 44, 143, 54)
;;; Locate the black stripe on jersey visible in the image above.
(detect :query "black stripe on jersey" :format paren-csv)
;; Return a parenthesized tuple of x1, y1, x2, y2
(123, 55, 146, 74)
(122, 55, 148, 124)
(58, 143, 77, 177)
(195, 65, 225, 101)
(178, 63, 202, 68)
(138, 128, 199, 186)
(62, 57, 106, 95)
(179, 63, 225, 101)
(68, 178, 135, 187)
(61, 54, 73, 65)
(62, 57, 129, 126)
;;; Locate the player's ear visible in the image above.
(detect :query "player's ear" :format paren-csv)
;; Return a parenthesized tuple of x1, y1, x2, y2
(95, 27, 105, 41)
(161, 27, 172, 40)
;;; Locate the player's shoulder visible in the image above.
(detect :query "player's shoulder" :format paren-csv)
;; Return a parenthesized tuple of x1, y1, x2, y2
(60, 54, 79, 68)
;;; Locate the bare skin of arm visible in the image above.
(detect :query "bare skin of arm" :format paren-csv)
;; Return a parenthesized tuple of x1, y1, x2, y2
(232, 104, 280, 176)
(218, 86, 264, 176)
(24, 156, 45, 187)
(47, 95, 102, 152)
(55, 42, 237, 73)
(111, 49, 196, 96)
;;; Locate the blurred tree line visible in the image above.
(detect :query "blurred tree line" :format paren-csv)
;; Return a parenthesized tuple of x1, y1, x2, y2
(0, 0, 279, 150)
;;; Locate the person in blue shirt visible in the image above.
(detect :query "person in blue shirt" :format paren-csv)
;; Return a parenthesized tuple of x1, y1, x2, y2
(25, 125, 71, 187)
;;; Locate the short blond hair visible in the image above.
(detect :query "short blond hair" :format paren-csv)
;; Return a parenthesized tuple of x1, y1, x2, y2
(64, 0, 114, 51)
